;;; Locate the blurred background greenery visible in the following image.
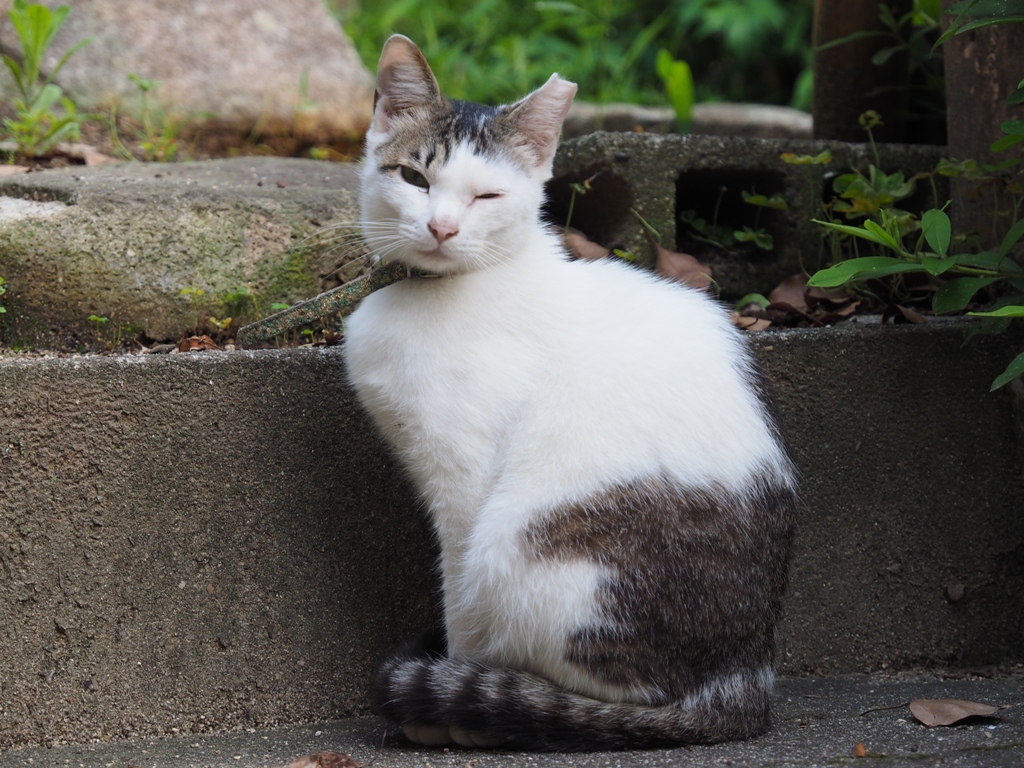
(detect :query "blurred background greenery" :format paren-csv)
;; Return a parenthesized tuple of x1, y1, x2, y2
(328, 0, 814, 110)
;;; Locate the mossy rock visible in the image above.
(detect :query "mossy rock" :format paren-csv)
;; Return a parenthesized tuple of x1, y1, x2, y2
(0, 157, 367, 348)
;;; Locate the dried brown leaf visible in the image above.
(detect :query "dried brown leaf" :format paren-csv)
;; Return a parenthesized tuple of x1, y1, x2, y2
(909, 699, 1000, 728)
(831, 300, 862, 318)
(730, 312, 772, 331)
(768, 274, 809, 313)
(655, 243, 712, 291)
(142, 343, 178, 355)
(805, 284, 851, 307)
(638, 222, 712, 291)
(285, 752, 361, 768)
(853, 742, 867, 757)
(564, 228, 610, 260)
(57, 142, 119, 166)
(178, 335, 221, 352)
(765, 301, 803, 315)
(882, 304, 926, 325)
(897, 305, 926, 324)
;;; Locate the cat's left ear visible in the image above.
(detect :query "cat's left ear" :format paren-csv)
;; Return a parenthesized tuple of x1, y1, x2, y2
(372, 35, 441, 133)
(505, 74, 577, 171)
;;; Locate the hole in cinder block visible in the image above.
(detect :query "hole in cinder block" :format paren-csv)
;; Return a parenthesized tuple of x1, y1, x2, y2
(676, 169, 788, 294)
(543, 167, 635, 250)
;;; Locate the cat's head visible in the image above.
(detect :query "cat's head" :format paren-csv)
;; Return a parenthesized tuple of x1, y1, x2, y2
(360, 35, 577, 275)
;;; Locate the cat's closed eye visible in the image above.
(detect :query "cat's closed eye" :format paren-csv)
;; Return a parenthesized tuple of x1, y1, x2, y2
(400, 165, 429, 190)
(476, 192, 501, 200)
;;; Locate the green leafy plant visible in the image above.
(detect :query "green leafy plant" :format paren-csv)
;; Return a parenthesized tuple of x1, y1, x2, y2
(808, 208, 1024, 389)
(798, 113, 932, 267)
(665, 0, 814, 109)
(0, 276, 7, 314)
(804, 126, 1024, 391)
(208, 316, 232, 331)
(336, 0, 812, 109)
(737, 190, 787, 250)
(801, 2, 1024, 391)
(655, 49, 694, 131)
(1, 0, 94, 156)
(221, 285, 261, 320)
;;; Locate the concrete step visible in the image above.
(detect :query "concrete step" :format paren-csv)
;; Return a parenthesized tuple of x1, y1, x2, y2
(1, 675, 1023, 767)
(2, 320, 1023, 752)
(0, 136, 946, 348)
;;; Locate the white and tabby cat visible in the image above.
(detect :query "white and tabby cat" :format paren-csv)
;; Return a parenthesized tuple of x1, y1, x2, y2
(343, 35, 797, 751)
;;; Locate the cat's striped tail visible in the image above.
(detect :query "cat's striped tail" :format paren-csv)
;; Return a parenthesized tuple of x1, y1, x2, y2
(369, 635, 773, 752)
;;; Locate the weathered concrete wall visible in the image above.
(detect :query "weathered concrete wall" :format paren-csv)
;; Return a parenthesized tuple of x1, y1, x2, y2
(1, 321, 1023, 748)
(0, 350, 435, 748)
(764, 323, 1024, 674)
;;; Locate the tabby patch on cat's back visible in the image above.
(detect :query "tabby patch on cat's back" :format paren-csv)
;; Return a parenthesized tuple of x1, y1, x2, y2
(342, 34, 798, 752)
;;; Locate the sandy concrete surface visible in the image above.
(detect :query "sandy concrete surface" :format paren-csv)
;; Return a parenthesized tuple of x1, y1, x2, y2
(1, 675, 1022, 767)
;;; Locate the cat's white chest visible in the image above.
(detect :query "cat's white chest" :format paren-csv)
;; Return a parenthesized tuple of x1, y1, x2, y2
(344, 271, 537, 526)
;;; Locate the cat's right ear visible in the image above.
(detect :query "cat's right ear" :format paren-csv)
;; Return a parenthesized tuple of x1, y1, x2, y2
(372, 35, 441, 133)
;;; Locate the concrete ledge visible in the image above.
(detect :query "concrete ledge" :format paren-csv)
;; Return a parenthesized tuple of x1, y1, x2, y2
(1, 321, 1023, 748)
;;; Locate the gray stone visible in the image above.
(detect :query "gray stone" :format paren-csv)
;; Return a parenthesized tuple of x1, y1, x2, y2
(0, 0, 374, 147)
(691, 102, 813, 139)
(0, 156, 367, 345)
(563, 102, 676, 137)
(0, 320, 1022, 748)
(564, 102, 813, 140)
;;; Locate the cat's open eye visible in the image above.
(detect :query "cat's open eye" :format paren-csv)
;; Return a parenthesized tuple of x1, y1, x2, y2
(400, 165, 429, 190)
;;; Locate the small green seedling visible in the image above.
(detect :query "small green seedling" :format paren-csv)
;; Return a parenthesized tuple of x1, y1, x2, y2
(126, 73, 181, 162)
(178, 286, 207, 331)
(86, 314, 132, 350)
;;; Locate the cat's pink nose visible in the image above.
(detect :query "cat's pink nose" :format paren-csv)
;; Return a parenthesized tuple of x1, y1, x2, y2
(428, 220, 459, 245)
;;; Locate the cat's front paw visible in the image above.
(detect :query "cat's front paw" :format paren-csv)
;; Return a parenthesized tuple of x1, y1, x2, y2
(402, 723, 500, 749)
(402, 723, 452, 746)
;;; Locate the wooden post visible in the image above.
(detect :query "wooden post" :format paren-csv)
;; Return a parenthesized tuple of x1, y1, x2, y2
(942, 1, 1024, 250)
(813, 0, 913, 142)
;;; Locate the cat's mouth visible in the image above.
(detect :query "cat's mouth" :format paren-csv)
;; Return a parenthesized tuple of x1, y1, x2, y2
(417, 246, 454, 263)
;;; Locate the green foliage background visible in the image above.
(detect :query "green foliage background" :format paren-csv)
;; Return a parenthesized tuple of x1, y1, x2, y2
(329, 0, 813, 109)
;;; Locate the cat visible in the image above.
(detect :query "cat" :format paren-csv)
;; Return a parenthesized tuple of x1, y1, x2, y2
(342, 34, 798, 752)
